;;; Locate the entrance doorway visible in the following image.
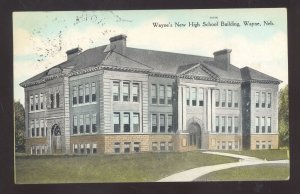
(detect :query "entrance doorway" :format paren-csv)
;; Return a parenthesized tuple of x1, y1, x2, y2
(51, 124, 62, 153)
(187, 122, 202, 149)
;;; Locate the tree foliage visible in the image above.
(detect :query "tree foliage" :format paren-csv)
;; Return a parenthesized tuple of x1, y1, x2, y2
(15, 101, 25, 152)
(278, 85, 289, 147)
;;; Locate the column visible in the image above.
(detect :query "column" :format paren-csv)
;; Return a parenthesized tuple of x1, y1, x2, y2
(177, 86, 182, 132)
(207, 88, 211, 132)
(182, 86, 187, 131)
(211, 89, 216, 133)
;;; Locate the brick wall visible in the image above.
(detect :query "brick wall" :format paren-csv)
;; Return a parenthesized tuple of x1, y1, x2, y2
(250, 134, 279, 149)
(208, 134, 242, 150)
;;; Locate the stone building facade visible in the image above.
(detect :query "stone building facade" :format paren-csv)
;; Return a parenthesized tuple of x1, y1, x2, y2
(20, 34, 281, 155)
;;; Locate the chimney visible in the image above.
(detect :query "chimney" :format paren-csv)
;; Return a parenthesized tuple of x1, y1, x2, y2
(66, 47, 82, 60)
(213, 49, 232, 71)
(109, 34, 127, 54)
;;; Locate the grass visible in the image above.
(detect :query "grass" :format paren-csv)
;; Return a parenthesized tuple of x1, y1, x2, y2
(195, 163, 290, 181)
(219, 149, 289, 161)
(15, 151, 237, 183)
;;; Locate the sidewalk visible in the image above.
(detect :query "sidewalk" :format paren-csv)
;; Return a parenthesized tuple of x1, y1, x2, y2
(157, 151, 289, 182)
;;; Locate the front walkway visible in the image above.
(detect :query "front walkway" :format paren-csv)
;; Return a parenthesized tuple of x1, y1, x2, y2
(157, 151, 289, 182)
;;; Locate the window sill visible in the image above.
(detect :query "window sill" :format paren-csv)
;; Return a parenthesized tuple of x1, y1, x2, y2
(26, 136, 47, 139)
(29, 109, 46, 113)
(72, 102, 98, 107)
(71, 133, 98, 136)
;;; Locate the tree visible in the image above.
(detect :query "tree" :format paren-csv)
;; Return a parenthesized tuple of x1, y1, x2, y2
(278, 85, 289, 148)
(15, 101, 25, 152)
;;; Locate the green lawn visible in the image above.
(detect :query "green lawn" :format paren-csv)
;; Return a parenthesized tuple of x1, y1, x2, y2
(195, 163, 289, 181)
(220, 149, 289, 161)
(15, 151, 237, 183)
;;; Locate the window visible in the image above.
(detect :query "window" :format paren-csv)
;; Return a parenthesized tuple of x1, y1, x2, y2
(186, 87, 190, 106)
(92, 144, 97, 154)
(35, 95, 39, 110)
(255, 117, 260, 133)
(268, 141, 272, 149)
(234, 91, 239, 107)
(85, 114, 90, 133)
(159, 85, 165, 104)
(256, 141, 260, 149)
(261, 92, 266, 108)
(167, 115, 173, 132)
(86, 144, 91, 154)
(123, 112, 130, 132)
(36, 120, 40, 137)
(267, 117, 271, 133)
(91, 82, 96, 102)
(215, 90, 220, 107)
(73, 116, 78, 134)
(228, 141, 233, 150)
(40, 93, 44, 109)
(151, 84, 157, 104)
(167, 86, 172, 105)
(72, 86, 78, 105)
(113, 113, 120, 133)
(191, 87, 197, 106)
(267, 93, 271, 108)
(56, 93, 60, 108)
(123, 82, 130, 102)
(124, 142, 131, 153)
(152, 142, 158, 151)
(234, 117, 239, 133)
(234, 141, 239, 149)
(114, 142, 120, 153)
(221, 90, 226, 107)
(80, 144, 85, 154)
(79, 85, 84, 104)
(261, 117, 265, 133)
(217, 141, 220, 149)
(228, 117, 232, 133)
(152, 114, 158, 133)
(160, 142, 166, 151)
(221, 117, 225, 133)
(168, 142, 173, 151)
(50, 94, 54, 108)
(74, 144, 78, 153)
(198, 88, 204, 106)
(255, 92, 259, 108)
(40, 120, 44, 136)
(160, 114, 165, 133)
(31, 120, 35, 137)
(79, 115, 84, 133)
(85, 83, 90, 103)
(133, 113, 139, 132)
(134, 142, 140, 152)
(228, 90, 232, 107)
(215, 117, 219, 133)
(261, 141, 266, 149)
(92, 114, 97, 133)
(133, 83, 139, 102)
(113, 82, 120, 101)
(222, 141, 226, 149)
(30, 95, 34, 111)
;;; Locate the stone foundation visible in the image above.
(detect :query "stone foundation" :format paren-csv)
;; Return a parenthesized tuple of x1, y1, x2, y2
(250, 134, 279, 149)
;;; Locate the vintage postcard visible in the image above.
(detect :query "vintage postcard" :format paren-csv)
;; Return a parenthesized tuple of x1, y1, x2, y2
(13, 9, 288, 183)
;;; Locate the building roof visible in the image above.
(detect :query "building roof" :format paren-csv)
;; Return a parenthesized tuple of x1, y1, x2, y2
(241, 66, 282, 83)
(20, 37, 282, 87)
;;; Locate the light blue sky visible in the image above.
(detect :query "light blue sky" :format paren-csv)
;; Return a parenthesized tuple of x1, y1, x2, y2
(13, 9, 287, 106)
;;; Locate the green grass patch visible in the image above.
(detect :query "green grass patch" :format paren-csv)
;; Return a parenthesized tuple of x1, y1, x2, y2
(195, 163, 289, 181)
(220, 149, 289, 161)
(15, 151, 237, 183)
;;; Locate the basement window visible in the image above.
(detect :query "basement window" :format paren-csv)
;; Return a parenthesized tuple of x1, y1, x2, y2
(134, 142, 140, 152)
(124, 142, 131, 153)
(92, 144, 97, 154)
(114, 142, 120, 153)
